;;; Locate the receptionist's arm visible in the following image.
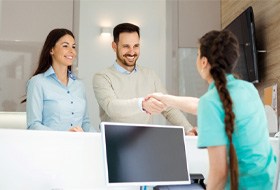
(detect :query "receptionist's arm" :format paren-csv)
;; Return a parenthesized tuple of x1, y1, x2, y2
(206, 145, 228, 190)
(147, 93, 199, 115)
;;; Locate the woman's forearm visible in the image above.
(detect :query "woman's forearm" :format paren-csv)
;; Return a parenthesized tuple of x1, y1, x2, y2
(162, 95, 199, 115)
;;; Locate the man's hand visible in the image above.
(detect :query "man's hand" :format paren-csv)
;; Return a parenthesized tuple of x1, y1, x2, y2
(186, 127, 198, 136)
(142, 97, 167, 114)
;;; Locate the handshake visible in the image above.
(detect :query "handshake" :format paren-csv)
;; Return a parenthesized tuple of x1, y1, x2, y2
(142, 93, 169, 115)
(142, 92, 199, 136)
(142, 92, 199, 115)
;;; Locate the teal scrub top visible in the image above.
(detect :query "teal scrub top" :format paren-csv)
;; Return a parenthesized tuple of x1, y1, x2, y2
(197, 74, 276, 190)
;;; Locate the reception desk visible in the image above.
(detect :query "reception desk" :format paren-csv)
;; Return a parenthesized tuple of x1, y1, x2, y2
(0, 129, 278, 190)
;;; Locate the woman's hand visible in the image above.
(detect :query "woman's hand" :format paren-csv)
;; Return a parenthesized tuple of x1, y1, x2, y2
(69, 126, 84, 132)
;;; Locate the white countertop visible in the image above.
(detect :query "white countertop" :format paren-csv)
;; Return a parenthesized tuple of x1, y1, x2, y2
(0, 129, 278, 190)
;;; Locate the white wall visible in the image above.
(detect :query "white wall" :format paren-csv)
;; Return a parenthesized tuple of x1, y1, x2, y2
(76, 0, 167, 131)
(0, 0, 73, 42)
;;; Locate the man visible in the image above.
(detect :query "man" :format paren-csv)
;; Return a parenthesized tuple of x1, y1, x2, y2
(93, 23, 196, 135)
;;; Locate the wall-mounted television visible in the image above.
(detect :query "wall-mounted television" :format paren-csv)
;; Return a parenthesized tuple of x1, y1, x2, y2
(225, 6, 259, 83)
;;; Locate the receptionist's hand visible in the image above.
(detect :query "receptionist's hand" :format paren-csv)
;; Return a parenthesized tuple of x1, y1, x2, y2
(69, 126, 84, 132)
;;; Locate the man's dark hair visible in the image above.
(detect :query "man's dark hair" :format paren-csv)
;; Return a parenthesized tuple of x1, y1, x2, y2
(113, 23, 140, 43)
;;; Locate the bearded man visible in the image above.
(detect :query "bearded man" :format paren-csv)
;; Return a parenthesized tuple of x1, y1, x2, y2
(93, 23, 196, 135)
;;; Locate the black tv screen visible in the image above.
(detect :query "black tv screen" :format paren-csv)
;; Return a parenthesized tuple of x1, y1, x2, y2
(225, 6, 259, 83)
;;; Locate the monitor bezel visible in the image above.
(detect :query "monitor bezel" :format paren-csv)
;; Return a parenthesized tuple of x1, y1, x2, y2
(100, 122, 191, 187)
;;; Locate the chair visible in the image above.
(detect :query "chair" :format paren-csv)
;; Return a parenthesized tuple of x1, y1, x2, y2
(0, 112, 26, 129)
(273, 134, 280, 190)
(265, 105, 278, 136)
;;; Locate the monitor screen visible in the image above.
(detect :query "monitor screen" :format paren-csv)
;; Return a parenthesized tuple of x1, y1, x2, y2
(100, 122, 190, 186)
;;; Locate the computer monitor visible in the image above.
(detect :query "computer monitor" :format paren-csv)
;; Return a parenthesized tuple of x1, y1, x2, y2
(100, 122, 191, 187)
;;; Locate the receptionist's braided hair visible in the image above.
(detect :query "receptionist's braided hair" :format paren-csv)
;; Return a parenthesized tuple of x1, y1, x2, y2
(199, 30, 240, 190)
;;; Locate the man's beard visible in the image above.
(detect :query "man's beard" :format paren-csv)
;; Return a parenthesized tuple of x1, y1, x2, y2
(117, 51, 138, 68)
